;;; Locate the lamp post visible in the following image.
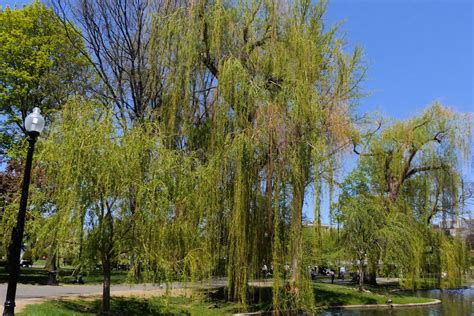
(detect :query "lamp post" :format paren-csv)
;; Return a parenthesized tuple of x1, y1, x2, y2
(3, 108, 45, 316)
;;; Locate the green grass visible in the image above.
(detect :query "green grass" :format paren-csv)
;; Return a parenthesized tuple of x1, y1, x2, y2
(58, 270, 129, 285)
(17, 282, 436, 315)
(313, 283, 432, 307)
(18, 296, 240, 316)
(33, 259, 47, 267)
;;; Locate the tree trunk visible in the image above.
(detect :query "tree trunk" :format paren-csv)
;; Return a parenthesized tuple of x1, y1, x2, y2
(101, 254, 111, 314)
(266, 144, 273, 237)
(314, 178, 322, 264)
(365, 251, 379, 285)
(227, 148, 249, 304)
(100, 202, 114, 314)
(135, 261, 142, 281)
(45, 251, 57, 272)
(264, 137, 274, 264)
(46, 250, 58, 285)
(366, 257, 378, 285)
(358, 258, 364, 291)
(290, 181, 304, 283)
(75, 209, 85, 276)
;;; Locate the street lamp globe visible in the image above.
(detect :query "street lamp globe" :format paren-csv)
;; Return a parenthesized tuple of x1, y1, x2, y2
(24, 107, 45, 135)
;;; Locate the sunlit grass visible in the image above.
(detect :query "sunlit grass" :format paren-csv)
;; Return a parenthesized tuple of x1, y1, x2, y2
(18, 282, 436, 315)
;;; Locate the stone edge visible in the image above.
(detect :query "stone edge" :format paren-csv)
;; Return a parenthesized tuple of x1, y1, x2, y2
(233, 299, 441, 315)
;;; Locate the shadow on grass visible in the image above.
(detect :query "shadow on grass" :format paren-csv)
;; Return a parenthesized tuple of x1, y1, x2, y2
(23, 284, 394, 315)
(201, 284, 382, 310)
(314, 286, 378, 306)
(201, 286, 273, 312)
(54, 297, 192, 315)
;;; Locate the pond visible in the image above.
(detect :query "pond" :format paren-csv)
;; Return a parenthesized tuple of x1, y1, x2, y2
(317, 285, 473, 316)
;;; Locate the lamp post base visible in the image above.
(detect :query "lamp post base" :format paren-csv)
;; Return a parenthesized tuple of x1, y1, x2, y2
(3, 299, 15, 316)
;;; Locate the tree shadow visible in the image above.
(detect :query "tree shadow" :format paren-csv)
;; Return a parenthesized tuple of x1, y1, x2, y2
(54, 297, 192, 315)
(314, 286, 378, 306)
(193, 285, 273, 313)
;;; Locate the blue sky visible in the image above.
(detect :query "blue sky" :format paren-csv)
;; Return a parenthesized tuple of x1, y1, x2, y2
(308, 0, 473, 222)
(2, 0, 473, 222)
(325, 0, 473, 119)
(2, 0, 472, 117)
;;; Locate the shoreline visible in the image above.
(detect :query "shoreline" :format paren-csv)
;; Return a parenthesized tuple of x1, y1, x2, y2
(233, 299, 442, 315)
(326, 298, 441, 309)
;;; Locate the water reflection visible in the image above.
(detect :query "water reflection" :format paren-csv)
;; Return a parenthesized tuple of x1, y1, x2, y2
(317, 287, 473, 316)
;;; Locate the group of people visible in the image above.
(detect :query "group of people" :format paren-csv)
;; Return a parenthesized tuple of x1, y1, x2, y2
(308, 265, 346, 283)
(261, 263, 346, 284)
(261, 263, 294, 279)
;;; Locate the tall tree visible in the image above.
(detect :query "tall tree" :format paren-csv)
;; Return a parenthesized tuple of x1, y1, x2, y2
(54, 0, 170, 127)
(0, 1, 90, 154)
(351, 103, 471, 286)
(38, 0, 364, 310)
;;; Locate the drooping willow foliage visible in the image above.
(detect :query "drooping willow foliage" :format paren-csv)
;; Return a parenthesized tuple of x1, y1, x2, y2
(147, 0, 362, 308)
(22, 0, 364, 311)
(338, 103, 471, 291)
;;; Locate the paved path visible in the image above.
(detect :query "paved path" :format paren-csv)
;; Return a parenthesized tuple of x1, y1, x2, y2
(0, 283, 165, 302)
(0, 277, 399, 302)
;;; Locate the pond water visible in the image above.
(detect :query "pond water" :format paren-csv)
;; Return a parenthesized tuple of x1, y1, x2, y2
(317, 285, 473, 316)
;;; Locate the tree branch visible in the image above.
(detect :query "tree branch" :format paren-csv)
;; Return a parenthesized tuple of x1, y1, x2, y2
(405, 165, 447, 179)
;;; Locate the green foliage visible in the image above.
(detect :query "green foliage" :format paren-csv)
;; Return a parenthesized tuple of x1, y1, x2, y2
(17, 283, 436, 316)
(439, 235, 469, 288)
(0, 1, 89, 153)
(3, 1, 470, 313)
(10, 0, 364, 311)
(339, 103, 471, 290)
(146, 0, 363, 308)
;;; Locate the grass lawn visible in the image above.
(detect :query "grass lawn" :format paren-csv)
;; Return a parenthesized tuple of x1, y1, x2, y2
(18, 296, 241, 316)
(314, 283, 432, 307)
(59, 270, 129, 285)
(17, 282, 435, 315)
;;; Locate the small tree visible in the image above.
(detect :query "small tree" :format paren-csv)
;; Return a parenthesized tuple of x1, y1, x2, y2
(37, 99, 125, 312)
(338, 169, 384, 291)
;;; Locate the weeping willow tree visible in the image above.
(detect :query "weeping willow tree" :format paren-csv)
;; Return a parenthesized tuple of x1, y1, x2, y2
(336, 167, 422, 291)
(33, 100, 129, 312)
(350, 103, 471, 289)
(156, 0, 362, 309)
(33, 99, 214, 313)
(25, 0, 364, 312)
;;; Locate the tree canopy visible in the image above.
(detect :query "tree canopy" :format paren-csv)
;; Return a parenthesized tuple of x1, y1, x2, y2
(338, 103, 471, 289)
(0, 0, 471, 314)
(26, 0, 365, 312)
(0, 1, 89, 154)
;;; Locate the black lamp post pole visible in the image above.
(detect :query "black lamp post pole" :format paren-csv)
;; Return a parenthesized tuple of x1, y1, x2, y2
(3, 132, 38, 316)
